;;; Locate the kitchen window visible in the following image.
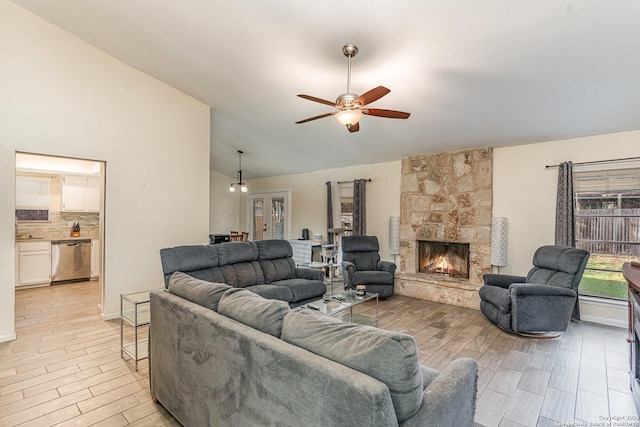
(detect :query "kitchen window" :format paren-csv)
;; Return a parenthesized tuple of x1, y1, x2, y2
(16, 176, 51, 221)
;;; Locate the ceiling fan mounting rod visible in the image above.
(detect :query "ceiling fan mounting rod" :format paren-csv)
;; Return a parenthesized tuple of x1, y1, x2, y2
(343, 44, 358, 100)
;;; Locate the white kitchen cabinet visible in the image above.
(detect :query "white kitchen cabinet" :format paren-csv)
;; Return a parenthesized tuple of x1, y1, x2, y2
(86, 176, 101, 212)
(17, 241, 51, 287)
(91, 239, 100, 279)
(61, 175, 100, 212)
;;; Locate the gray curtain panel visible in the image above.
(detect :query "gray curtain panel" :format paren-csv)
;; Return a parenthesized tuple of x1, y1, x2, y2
(555, 161, 580, 320)
(555, 161, 575, 247)
(326, 181, 334, 244)
(353, 179, 367, 236)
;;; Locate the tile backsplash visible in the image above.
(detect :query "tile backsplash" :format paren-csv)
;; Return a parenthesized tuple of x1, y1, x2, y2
(16, 211, 99, 240)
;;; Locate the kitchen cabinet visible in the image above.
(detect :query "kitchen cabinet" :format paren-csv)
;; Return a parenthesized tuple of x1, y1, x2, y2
(17, 241, 51, 287)
(61, 175, 100, 212)
(91, 239, 100, 279)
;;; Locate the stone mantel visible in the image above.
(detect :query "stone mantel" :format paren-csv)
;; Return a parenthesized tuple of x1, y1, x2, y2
(395, 147, 493, 309)
(396, 272, 482, 309)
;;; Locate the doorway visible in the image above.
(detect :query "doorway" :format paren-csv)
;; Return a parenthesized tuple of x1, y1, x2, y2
(15, 152, 106, 312)
(247, 190, 291, 241)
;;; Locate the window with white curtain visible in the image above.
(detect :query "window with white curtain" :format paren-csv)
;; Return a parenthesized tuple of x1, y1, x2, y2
(16, 176, 51, 221)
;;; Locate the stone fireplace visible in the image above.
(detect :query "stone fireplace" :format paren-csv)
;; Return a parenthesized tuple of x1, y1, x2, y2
(395, 147, 492, 309)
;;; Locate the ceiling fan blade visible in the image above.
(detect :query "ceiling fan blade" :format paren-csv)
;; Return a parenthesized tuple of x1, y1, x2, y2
(355, 86, 390, 106)
(364, 108, 410, 119)
(295, 112, 335, 124)
(297, 94, 337, 107)
(348, 122, 360, 133)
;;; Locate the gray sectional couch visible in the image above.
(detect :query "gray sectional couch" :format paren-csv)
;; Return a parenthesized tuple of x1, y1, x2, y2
(159, 239, 327, 307)
(149, 273, 479, 427)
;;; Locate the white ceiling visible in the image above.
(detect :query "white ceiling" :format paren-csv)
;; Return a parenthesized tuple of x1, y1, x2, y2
(11, 0, 640, 179)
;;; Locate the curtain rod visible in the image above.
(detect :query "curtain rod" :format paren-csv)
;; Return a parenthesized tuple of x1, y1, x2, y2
(325, 179, 372, 184)
(545, 156, 640, 169)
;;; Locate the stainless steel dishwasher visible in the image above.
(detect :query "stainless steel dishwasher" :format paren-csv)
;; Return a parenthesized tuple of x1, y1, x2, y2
(51, 239, 92, 283)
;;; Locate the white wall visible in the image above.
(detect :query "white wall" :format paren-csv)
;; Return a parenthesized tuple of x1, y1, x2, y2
(210, 169, 240, 235)
(238, 161, 402, 261)
(0, 1, 210, 341)
(493, 130, 640, 275)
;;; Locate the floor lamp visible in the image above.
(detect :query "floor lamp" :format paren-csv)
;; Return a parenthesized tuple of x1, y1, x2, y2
(390, 216, 400, 265)
(491, 217, 507, 272)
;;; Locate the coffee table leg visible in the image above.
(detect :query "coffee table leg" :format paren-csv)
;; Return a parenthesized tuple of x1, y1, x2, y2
(375, 295, 379, 327)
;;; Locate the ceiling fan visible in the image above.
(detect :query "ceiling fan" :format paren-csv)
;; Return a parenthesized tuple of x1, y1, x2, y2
(295, 44, 410, 133)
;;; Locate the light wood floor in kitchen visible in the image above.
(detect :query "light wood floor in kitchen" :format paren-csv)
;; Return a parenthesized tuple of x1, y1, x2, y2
(1, 281, 638, 427)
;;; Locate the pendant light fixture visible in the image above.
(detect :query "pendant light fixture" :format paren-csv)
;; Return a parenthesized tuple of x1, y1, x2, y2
(229, 150, 248, 193)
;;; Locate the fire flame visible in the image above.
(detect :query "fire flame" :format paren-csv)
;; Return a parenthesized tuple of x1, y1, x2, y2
(431, 256, 453, 274)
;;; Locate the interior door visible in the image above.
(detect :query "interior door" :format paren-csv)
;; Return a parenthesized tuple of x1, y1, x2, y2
(247, 191, 290, 241)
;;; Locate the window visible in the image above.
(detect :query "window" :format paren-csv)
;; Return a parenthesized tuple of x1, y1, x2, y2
(574, 167, 640, 300)
(340, 183, 354, 234)
(16, 176, 51, 221)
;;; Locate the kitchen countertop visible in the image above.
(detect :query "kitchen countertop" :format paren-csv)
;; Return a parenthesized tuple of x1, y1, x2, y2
(16, 236, 95, 242)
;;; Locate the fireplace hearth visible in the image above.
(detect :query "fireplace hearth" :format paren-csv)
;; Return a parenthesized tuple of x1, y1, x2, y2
(418, 241, 470, 279)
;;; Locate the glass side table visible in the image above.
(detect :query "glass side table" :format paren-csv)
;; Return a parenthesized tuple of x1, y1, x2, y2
(120, 289, 160, 370)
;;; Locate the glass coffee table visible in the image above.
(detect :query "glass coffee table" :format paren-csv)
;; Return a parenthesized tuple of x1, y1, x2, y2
(305, 290, 378, 326)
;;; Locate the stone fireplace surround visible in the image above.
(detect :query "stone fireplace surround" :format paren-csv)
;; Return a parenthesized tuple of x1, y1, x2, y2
(395, 147, 493, 309)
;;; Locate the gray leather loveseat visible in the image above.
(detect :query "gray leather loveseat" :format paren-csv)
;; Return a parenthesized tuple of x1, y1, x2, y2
(160, 239, 327, 307)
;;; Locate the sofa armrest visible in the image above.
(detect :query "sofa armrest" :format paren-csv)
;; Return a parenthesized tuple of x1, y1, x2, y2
(400, 358, 478, 427)
(295, 267, 325, 281)
(483, 273, 526, 288)
(378, 261, 396, 275)
(342, 261, 355, 289)
(510, 283, 577, 333)
(510, 283, 576, 298)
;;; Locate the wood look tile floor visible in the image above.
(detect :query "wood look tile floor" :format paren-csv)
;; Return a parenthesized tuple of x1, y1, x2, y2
(1, 281, 638, 427)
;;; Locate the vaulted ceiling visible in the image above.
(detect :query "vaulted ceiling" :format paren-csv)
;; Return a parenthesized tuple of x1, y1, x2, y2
(12, 0, 640, 178)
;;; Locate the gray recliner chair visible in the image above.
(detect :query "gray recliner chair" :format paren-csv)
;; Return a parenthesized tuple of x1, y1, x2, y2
(479, 245, 590, 337)
(341, 235, 396, 298)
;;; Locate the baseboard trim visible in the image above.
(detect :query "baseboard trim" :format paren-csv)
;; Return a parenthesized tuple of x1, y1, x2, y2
(579, 296, 627, 329)
(0, 332, 17, 343)
(102, 312, 120, 321)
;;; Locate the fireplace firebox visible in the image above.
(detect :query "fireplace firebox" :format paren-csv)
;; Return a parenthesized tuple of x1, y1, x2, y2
(418, 241, 470, 279)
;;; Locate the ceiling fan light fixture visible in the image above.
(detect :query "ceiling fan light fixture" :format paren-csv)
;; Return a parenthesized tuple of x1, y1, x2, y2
(335, 109, 363, 126)
(229, 183, 236, 192)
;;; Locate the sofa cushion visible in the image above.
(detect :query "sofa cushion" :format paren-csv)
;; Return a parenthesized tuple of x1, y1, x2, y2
(217, 241, 259, 266)
(160, 245, 219, 287)
(245, 284, 294, 302)
(259, 258, 296, 283)
(218, 288, 290, 337)
(168, 272, 230, 311)
(345, 251, 380, 272)
(281, 308, 423, 423)
(218, 262, 264, 288)
(255, 239, 293, 260)
(271, 278, 327, 302)
(478, 285, 511, 314)
(352, 270, 394, 286)
(186, 267, 225, 286)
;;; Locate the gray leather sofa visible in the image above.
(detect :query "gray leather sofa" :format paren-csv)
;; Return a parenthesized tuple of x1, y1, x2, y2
(149, 273, 479, 427)
(159, 239, 327, 307)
